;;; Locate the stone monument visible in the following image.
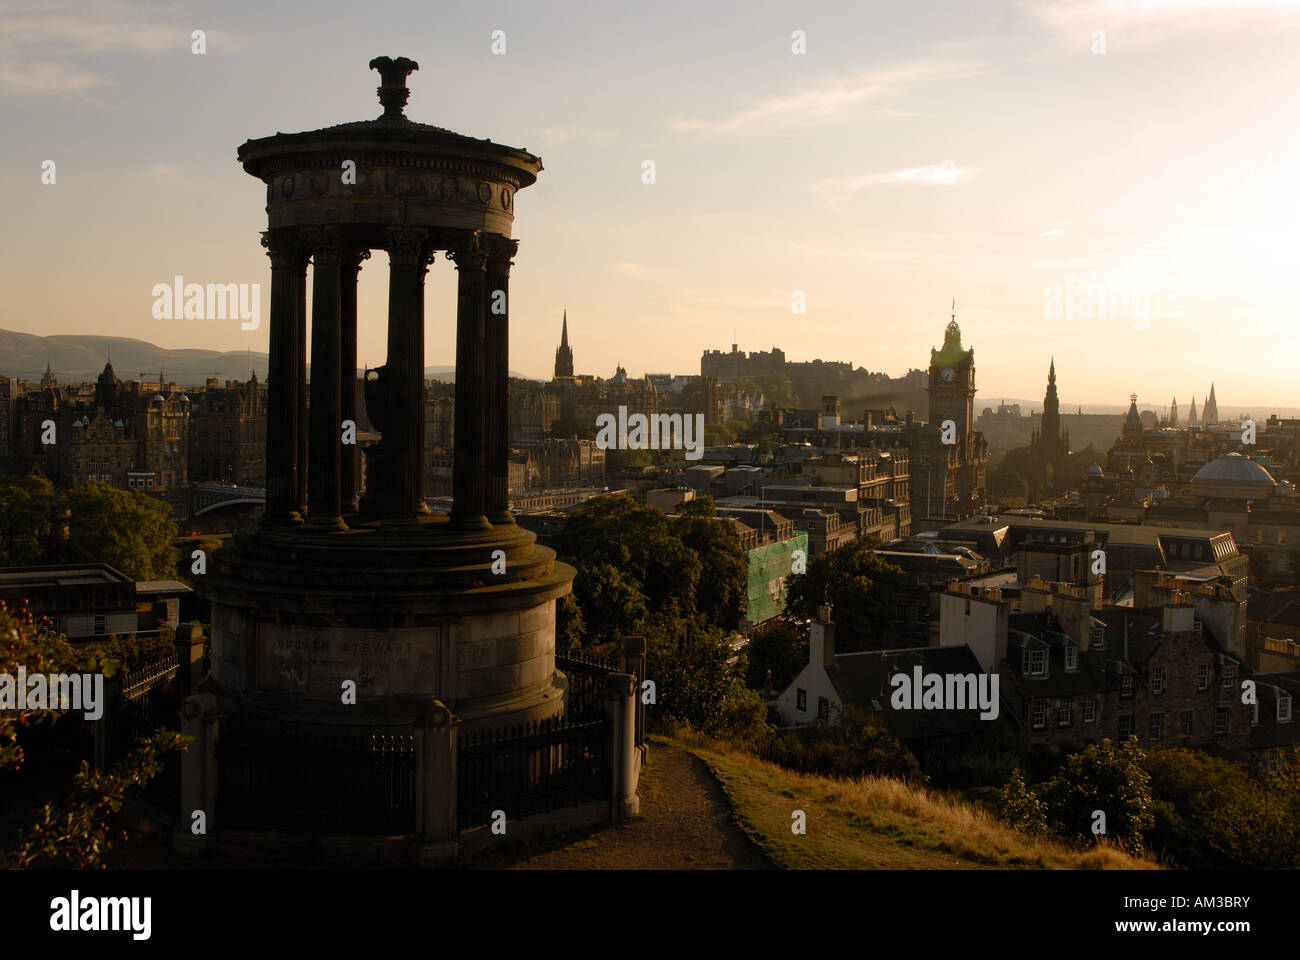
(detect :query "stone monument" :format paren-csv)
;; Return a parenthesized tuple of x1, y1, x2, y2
(200, 56, 575, 736)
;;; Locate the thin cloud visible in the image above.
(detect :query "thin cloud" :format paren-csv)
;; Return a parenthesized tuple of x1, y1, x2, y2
(1024, 0, 1300, 46)
(532, 126, 614, 145)
(1039, 228, 1065, 237)
(0, 0, 220, 95)
(668, 60, 981, 137)
(811, 161, 977, 197)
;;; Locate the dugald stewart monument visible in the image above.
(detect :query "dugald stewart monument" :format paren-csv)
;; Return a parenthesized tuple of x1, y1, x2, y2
(185, 57, 640, 862)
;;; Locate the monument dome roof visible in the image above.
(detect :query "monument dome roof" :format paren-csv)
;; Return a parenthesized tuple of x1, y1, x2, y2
(1191, 453, 1276, 498)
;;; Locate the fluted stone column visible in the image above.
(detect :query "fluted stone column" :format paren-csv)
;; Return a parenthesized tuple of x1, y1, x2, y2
(260, 229, 307, 526)
(295, 247, 309, 518)
(383, 228, 431, 526)
(447, 234, 490, 530)
(304, 228, 347, 531)
(340, 249, 370, 514)
(483, 235, 517, 525)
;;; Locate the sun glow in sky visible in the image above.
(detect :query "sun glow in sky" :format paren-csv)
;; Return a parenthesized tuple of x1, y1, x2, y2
(2, 0, 1298, 406)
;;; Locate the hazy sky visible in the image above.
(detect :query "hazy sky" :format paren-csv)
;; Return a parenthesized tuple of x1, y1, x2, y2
(3, 0, 1298, 407)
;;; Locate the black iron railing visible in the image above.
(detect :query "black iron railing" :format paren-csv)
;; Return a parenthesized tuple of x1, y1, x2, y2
(216, 717, 417, 836)
(457, 714, 609, 832)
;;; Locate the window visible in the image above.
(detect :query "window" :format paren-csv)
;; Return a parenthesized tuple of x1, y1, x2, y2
(796, 689, 807, 712)
(1023, 649, 1047, 676)
(1118, 715, 1135, 740)
(1120, 675, 1134, 698)
(1032, 700, 1047, 730)
(1083, 696, 1097, 724)
(1192, 620, 1203, 639)
(1197, 664, 1209, 691)
(915, 606, 927, 624)
(1280, 694, 1293, 723)
(1058, 698, 1072, 727)
(93, 615, 105, 635)
(1152, 666, 1164, 695)
(1064, 644, 1078, 672)
(1223, 664, 1237, 689)
(1091, 626, 1106, 650)
(1251, 701, 1259, 726)
(1181, 710, 1193, 737)
(818, 696, 830, 720)
(1215, 708, 1229, 735)
(895, 604, 906, 623)
(1149, 712, 1163, 741)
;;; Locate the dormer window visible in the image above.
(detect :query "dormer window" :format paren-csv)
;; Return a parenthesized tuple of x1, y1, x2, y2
(1064, 644, 1078, 672)
(1022, 649, 1047, 676)
(1091, 626, 1106, 650)
(1280, 694, 1293, 723)
(1120, 675, 1134, 698)
(1223, 664, 1237, 689)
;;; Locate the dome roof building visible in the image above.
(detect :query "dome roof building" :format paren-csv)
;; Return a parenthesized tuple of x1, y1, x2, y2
(1191, 453, 1277, 500)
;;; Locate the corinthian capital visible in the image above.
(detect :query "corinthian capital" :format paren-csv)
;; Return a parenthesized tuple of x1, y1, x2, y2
(480, 234, 519, 274)
(301, 226, 349, 266)
(445, 231, 488, 271)
(385, 227, 432, 267)
(261, 228, 309, 269)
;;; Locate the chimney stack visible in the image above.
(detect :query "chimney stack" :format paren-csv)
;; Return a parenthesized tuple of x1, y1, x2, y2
(810, 606, 836, 669)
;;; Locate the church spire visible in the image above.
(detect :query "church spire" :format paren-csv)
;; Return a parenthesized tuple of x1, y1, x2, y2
(553, 310, 575, 379)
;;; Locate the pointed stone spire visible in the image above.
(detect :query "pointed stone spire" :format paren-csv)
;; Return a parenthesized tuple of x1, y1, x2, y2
(553, 309, 574, 379)
(1189, 395, 1198, 424)
(1204, 382, 1218, 423)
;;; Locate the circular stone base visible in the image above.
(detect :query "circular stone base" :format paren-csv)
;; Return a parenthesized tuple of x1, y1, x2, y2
(197, 516, 575, 732)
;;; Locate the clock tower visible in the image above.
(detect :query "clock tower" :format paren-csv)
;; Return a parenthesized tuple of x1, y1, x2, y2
(927, 308, 975, 437)
(907, 304, 988, 529)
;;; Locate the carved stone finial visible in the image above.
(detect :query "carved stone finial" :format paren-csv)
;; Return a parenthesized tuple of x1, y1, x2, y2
(369, 56, 419, 120)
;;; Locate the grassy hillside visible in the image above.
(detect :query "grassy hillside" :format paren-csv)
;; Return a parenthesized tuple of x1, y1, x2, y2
(657, 732, 1156, 870)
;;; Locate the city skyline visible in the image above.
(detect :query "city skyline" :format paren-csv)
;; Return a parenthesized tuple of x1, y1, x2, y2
(4, 0, 1298, 406)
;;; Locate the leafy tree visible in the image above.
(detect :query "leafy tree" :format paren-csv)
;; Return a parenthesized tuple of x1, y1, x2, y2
(647, 628, 769, 741)
(604, 448, 653, 472)
(556, 494, 700, 620)
(705, 421, 737, 446)
(65, 482, 179, 580)
(773, 703, 921, 782)
(783, 537, 906, 650)
(1, 730, 186, 869)
(556, 593, 586, 653)
(673, 496, 746, 628)
(994, 768, 1047, 837)
(572, 562, 648, 643)
(0, 605, 187, 868)
(1143, 746, 1300, 868)
(0, 475, 55, 567)
(744, 623, 804, 691)
(755, 372, 798, 409)
(1039, 738, 1154, 853)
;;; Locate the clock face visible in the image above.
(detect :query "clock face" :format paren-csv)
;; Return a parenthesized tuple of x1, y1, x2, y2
(942, 367, 955, 383)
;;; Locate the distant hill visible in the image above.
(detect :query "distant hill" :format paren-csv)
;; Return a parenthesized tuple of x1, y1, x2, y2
(0, 330, 537, 384)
